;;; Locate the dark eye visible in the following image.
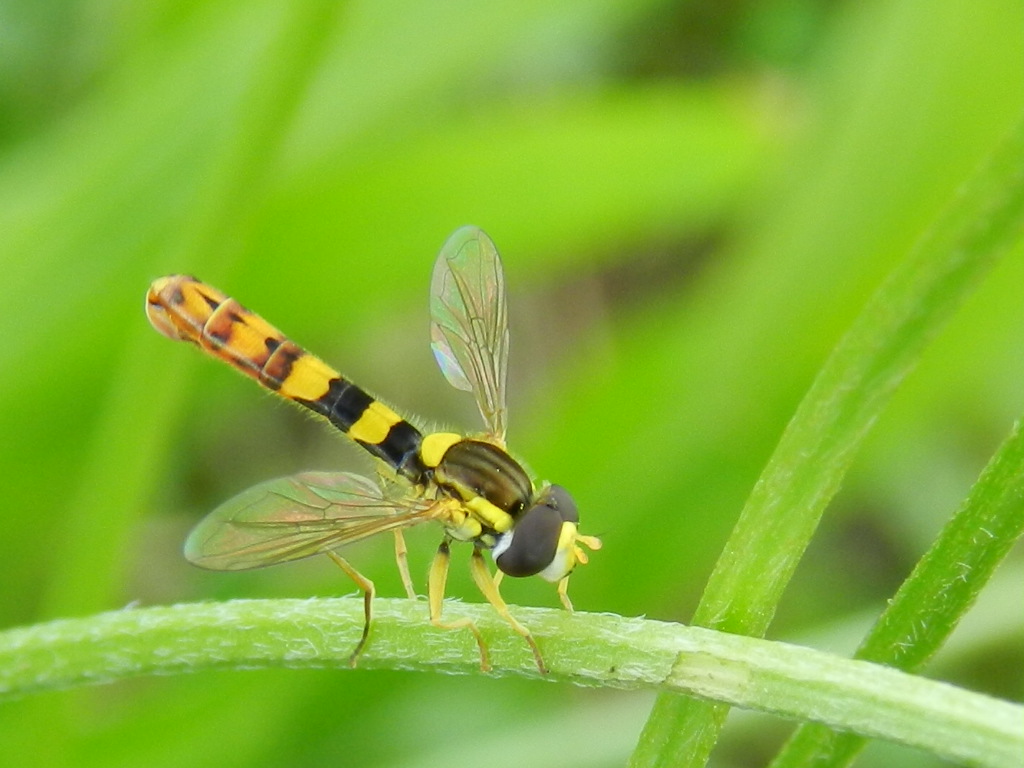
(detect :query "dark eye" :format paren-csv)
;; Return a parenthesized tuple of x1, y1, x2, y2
(536, 484, 578, 523)
(493, 485, 578, 578)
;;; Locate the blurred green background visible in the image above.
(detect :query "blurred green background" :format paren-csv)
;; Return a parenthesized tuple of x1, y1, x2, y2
(1, 1, 1022, 766)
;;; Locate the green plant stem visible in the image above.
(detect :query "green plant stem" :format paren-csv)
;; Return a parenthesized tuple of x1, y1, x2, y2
(768, 416, 1024, 768)
(0, 599, 1019, 768)
(632, 115, 1024, 766)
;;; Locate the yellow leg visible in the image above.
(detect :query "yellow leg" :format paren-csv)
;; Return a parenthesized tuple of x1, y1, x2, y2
(469, 548, 548, 674)
(325, 550, 374, 667)
(556, 533, 601, 613)
(429, 539, 491, 672)
(557, 575, 574, 613)
(392, 528, 417, 600)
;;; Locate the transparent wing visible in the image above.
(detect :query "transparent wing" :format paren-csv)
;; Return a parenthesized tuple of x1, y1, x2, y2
(184, 472, 442, 571)
(430, 226, 509, 442)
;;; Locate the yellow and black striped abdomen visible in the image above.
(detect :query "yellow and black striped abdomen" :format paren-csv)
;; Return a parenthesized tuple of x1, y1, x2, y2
(146, 275, 426, 478)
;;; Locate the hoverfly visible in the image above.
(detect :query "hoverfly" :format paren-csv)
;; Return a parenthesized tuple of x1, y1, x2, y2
(146, 226, 600, 673)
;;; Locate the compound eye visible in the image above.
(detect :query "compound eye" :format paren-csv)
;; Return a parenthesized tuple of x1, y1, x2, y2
(493, 503, 562, 577)
(493, 485, 579, 577)
(534, 484, 578, 524)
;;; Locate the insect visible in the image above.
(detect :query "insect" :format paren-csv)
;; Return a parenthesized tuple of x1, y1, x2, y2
(146, 226, 601, 673)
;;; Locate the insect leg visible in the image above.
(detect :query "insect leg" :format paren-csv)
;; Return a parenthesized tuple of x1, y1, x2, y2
(428, 539, 491, 672)
(469, 547, 548, 674)
(392, 529, 417, 600)
(556, 575, 574, 613)
(325, 550, 374, 667)
(555, 534, 602, 613)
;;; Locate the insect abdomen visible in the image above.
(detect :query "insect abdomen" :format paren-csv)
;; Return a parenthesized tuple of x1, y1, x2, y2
(146, 275, 425, 477)
(301, 377, 425, 475)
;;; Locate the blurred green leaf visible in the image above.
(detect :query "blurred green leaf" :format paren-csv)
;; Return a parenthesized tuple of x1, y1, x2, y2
(631, 57, 1024, 768)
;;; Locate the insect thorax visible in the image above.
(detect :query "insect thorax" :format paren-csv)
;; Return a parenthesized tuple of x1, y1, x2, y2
(416, 434, 533, 538)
